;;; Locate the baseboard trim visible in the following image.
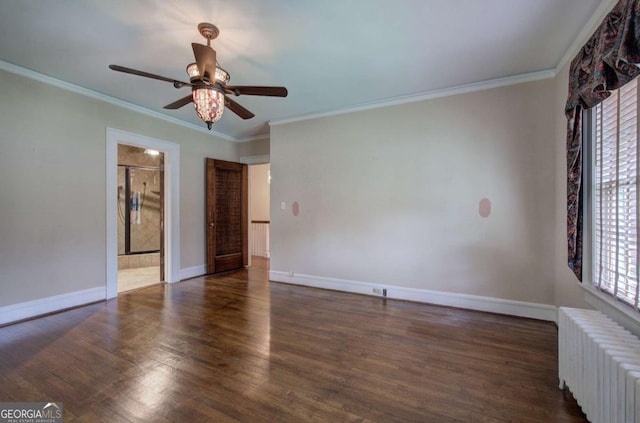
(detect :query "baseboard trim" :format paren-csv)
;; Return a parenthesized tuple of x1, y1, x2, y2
(0, 287, 106, 326)
(0, 271, 556, 326)
(180, 265, 207, 281)
(269, 271, 557, 322)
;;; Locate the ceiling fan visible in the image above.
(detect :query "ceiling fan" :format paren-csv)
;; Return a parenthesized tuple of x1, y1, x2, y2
(109, 22, 288, 130)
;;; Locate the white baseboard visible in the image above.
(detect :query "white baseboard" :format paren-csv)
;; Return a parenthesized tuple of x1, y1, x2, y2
(0, 270, 556, 326)
(269, 270, 557, 322)
(0, 287, 105, 326)
(180, 265, 206, 281)
(0, 262, 207, 326)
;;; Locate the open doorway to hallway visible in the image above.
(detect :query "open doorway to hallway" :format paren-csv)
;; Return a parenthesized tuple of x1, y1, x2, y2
(249, 163, 270, 268)
(117, 144, 164, 292)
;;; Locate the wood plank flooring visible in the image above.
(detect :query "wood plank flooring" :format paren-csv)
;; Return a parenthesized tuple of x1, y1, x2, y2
(0, 258, 587, 422)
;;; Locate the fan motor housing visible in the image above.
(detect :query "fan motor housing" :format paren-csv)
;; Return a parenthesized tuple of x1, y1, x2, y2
(198, 23, 219, 41)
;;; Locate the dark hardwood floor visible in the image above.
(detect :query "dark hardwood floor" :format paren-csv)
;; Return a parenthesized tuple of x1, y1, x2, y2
(0, 257, 587, 422)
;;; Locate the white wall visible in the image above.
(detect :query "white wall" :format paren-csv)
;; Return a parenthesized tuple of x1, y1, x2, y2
(240, 138, 270, 158)
(270, 78, 557, 306)
(0, 68, 239, 308)
(0, 42, 599, 321)
(249, 164, 270, 221)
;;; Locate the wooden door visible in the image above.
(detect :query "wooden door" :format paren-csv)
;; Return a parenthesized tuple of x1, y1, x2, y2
(206, 158, 248, 273)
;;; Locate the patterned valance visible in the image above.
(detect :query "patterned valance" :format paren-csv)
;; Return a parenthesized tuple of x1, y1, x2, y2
(566, 0, 640, 281)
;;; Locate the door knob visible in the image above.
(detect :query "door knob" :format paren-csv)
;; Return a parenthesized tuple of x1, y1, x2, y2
(209, 222, 215, 227)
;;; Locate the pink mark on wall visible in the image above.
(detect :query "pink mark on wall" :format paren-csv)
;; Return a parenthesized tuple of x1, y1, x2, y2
(479, 198, 491, 218)
(292, 201, 300, 217)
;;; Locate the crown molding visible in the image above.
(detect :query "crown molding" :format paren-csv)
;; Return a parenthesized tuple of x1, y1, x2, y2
(0, 60, 238, 142)
(236, 134, 270, 143)
(269, 69, 555, 127)
(555, 0, 619, 74)
(4, 0, 611, 142)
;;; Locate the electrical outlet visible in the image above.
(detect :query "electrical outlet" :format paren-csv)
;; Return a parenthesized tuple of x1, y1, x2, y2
(372, 288, 382, 295)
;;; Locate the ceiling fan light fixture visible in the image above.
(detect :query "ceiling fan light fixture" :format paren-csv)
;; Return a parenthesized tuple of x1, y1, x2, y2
(186, 62, 230, 85)
(192, 87, 225, 130)
(110, 22, 287, 131)
(186, 63, 200, 81)
(214, 67, 230, 84)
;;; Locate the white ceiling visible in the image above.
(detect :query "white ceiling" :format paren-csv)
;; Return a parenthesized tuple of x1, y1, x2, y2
(0, 0, 607, 141)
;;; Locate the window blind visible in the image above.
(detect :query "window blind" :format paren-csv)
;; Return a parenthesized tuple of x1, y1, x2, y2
(593, 78, 640, 309)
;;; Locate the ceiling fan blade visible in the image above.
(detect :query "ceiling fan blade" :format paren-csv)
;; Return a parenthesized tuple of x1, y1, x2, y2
(164, 94, 193, 110)
(225, 86, 288, 97)
(192, 43, 216, 80)
(109, 65, 192, 88)
(225, 97, 255, 119)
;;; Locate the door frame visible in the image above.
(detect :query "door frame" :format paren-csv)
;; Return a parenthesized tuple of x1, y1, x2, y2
(240, 155, 270, 268)
(106, 128, 181, 299)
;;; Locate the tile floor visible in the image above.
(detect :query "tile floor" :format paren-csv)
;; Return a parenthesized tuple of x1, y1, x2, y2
(117, 265, 161, 292)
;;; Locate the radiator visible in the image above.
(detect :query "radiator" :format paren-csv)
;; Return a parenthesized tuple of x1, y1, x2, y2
(250, 221, 270, 258)
(559, 307, 640, 423)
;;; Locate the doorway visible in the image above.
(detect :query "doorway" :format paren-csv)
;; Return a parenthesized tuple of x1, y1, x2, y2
(106, 128, 181, 300)
(117, 145, 164, 292)
(248, 163, 270, 271)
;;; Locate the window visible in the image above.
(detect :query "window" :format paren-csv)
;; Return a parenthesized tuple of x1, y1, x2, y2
(590, 77, 639, 310)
